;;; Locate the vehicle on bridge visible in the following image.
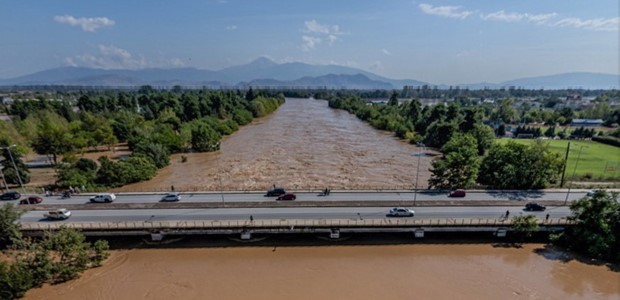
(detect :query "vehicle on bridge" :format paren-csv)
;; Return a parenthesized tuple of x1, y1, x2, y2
(449, 189, 466, 197)
(265, 187, 286, 197)
(0, 191, 21, 200)
(387, 207, 415, 217)
(19, 196, 43, 205)
(44, 208, 71, 220)
(161, 192, 181, 202)
(90, 193, 116, 203)
(525, 202, 546, 211)
(276, 193, 296, 201)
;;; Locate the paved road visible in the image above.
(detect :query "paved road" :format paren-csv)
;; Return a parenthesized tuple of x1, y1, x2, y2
(6, 191, 590, 206)
(20, 206, 571, 223)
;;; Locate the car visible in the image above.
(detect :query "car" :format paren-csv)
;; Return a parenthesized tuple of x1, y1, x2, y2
(586, 189, 604, 197)
(525, 202, 546, 211)
(44, 208, 71, 220)
(265, 187, 286, 197)
(161, 192, 181, 202)
(386, 207, 415, 217)
(19, 196, 43, 205)
(449, 189, 466, 197)
(90, 193, 116, 203)
(276, 193, 296, 200)
(0, 191, 21, 200)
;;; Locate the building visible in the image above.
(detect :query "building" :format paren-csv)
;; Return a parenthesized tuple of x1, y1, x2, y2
(570, 119, 604, 127)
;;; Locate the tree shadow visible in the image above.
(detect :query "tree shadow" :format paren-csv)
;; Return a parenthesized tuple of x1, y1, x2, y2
(533, 244, 620, 272)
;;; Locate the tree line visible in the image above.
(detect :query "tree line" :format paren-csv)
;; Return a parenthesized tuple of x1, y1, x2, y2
(326, 92, 565, 189)
(1, 87, 284, 189)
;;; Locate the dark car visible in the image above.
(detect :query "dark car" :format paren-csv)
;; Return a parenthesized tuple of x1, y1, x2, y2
(449, 189, 466, 197)
(19, 196, 43, 205)
(265, 188, 286, 197)
(276, 193, 296, 201)
(525, 202, 546, 211)
(0, 191, 21, 200)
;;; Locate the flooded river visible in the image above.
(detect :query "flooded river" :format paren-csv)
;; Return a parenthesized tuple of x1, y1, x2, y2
(24, 244, 620, 300)
(115, 98, 433, 192)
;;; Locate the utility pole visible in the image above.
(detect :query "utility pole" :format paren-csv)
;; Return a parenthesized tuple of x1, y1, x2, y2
(559, 142, 570, 187)
(0, 166, 8, 192)
(1, 145, 24, 193)
(413, 143, 426, 206)
(564, 145, 583, 206)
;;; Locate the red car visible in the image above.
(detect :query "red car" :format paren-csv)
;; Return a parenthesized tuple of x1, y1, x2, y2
(449, 189, 466, 197)
(19, 196, 43, 205)
(276, 193, 296, 201)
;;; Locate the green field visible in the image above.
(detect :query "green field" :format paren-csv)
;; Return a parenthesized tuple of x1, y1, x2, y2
(496, 139, 620, 181)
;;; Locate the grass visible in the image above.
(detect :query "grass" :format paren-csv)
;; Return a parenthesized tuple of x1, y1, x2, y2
(495, 139, 620, 181)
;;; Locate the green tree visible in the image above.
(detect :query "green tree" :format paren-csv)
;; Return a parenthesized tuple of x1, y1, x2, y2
(511, 215, 539, 239)
(388, 91, 399, 106)
(423, 121, 458, 149)
(191, 123, 221, 152)
(469, 123, 495, 155)
(133, 141, 170, 168)
(31, 111, 75, 165)
(552, 191, 620, 262)
(428, 133, 480, 189)
(0, 141, 30, 185)
(0, 204, 23, 247)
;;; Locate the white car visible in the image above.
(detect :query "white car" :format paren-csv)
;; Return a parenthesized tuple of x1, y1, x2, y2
(90, 193, 116, 203)
(586, 189, 604, 197)
(161, 192, 181, 202)
(44, 208, 71, 220)
(387, 207, 415, 217)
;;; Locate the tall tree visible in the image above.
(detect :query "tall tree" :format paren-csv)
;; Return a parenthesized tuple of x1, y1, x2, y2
(428, 133, 480, 189)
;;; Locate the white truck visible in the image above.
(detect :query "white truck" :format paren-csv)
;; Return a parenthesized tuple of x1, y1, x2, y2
(44, 208, 71, 220)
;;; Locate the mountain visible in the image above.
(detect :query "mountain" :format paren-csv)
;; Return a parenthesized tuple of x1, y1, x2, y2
(241, 74, 393, 89)
(498, 72, 619, 90)
(0, 57, 427, 89)
(0, 58, 617, 89)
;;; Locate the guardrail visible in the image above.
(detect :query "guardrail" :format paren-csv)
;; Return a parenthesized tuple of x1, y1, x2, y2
(20, 217, 573, 232)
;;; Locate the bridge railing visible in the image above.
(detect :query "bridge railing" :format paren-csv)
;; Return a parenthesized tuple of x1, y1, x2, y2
(20, 217, 573, 231)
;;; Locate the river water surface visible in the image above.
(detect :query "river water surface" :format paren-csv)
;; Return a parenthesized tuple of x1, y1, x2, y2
(24, 244, 619, 300)
(115, 98, 433, 192)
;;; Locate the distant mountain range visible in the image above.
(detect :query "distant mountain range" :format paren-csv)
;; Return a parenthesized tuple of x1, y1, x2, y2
(0, 57, 618, 90)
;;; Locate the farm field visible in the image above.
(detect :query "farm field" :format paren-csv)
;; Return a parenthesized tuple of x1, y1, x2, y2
(496, 139, 620, 181)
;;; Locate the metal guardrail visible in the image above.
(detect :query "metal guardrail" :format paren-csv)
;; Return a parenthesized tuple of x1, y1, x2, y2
(20, 217, 573, 231)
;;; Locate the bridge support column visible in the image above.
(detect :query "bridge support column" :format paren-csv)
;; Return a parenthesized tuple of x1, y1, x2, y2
(414, 229, 424, 238)
(329, 229, 340, 239)
(241, 230, 252, 240)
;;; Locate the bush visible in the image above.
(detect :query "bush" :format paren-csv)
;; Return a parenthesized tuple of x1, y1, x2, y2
(592, 136, 620, 148)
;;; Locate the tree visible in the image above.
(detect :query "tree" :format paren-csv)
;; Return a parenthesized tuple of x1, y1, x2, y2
(191, 123, 221, 152)
(478, 141, 564, 189)
(388, 91, 399, 106)
(0, 204, 23, 247)
(511, 215, 539, 239)
(0, 142, 30, 185)
(492, 99, 517, 123)
(31, 111, 75, 165)
(133, 141, 170, 168)
(428, 134, 480, 189)
(469, 124, 495, 155)
(552, 191, 620, 262)
(423, 121, 458, 149)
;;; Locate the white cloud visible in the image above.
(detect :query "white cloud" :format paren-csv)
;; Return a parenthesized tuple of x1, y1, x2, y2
(226, 25, 237, 31)
(65, 45, 185, 69)
(381, 48, 391, 55)
(418, 3, 472, 20)
(481, 10, 557, 24)
(554, 17, 619, 32)
(54, 15, 115, 32)
(301, 36, 321, 51)
(302, 20, 343, 50)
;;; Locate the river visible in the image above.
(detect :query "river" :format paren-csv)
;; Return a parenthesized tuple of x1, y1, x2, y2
(114, 98, 434, 192)
(23, 244, 619, 300)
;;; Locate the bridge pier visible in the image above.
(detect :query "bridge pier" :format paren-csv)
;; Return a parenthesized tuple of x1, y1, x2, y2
(329, 229, 340, 239)
(241, 230, 252, 240)
(414, 229, 424, 238)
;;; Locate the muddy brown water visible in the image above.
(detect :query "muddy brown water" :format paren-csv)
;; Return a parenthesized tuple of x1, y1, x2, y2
(115, 98, 434, 192)
(23, 244, 620, 300)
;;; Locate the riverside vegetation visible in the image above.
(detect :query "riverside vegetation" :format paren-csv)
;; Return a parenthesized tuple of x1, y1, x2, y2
(0, 87, 284, 190)
(0, 204, 110, 300)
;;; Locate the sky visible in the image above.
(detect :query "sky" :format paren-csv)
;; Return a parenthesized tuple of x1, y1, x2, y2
(0, 0, 618, 84)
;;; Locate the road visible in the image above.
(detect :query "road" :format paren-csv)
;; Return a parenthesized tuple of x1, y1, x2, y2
(20, 206, 571, 223)
(6, 190, 590, 205)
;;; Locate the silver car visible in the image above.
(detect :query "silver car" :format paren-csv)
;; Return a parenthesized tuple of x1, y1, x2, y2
(161, 192, 181, 202)
(387, 207, 415, 217)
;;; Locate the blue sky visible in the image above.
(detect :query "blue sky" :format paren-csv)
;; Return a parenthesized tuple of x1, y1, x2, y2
(0, 0, 618, 84)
